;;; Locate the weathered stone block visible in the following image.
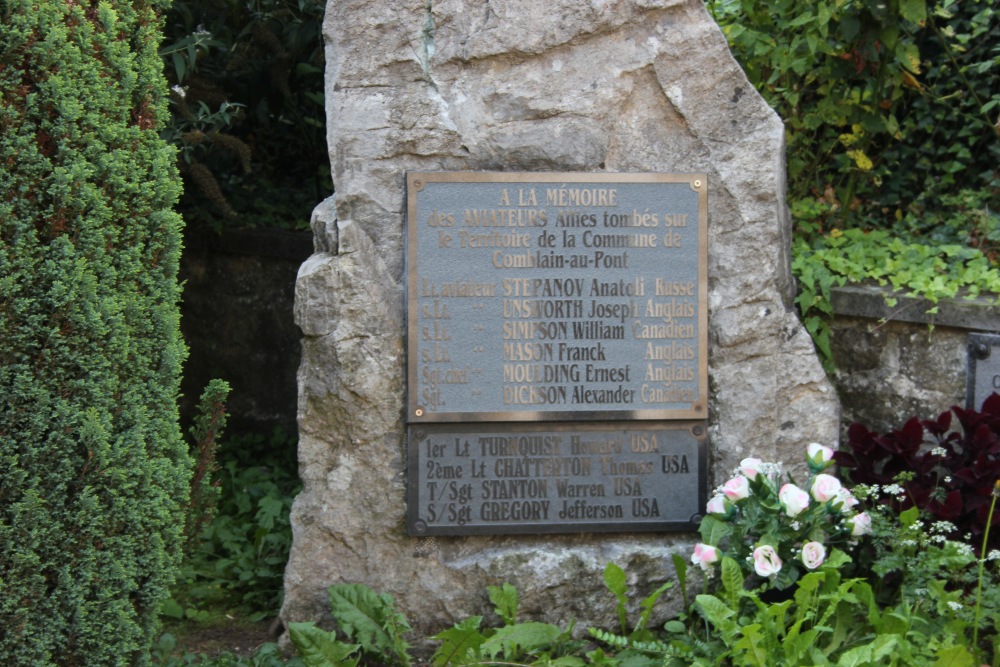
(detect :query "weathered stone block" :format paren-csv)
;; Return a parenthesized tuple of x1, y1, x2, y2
(282, 0, 840, 639)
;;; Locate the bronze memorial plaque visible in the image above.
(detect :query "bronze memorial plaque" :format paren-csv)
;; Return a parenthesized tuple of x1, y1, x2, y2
(406, 422, 707, 535)
(406, 172, 708, 535)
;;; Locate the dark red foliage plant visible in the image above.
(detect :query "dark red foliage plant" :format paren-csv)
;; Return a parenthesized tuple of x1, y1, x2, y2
(835, 393, 1000, 554)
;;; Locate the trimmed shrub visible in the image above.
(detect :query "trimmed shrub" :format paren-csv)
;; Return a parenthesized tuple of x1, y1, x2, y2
(0, 1, 190, 664)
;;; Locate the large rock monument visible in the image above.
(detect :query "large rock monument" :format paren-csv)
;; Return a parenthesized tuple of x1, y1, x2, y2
(282, 0, 840, 636)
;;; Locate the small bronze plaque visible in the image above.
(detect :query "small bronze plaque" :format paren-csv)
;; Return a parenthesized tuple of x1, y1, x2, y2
(406, 172, 708, 423)
(967, 333, 1000, 410)
(406, 422, 707, 535)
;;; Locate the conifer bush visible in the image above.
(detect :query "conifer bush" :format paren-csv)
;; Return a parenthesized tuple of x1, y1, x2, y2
(0, 1, 190, 664)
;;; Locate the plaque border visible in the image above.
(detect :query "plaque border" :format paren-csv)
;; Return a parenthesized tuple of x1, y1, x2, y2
(967, 332, 1000, 410)
(405, 420, 709, 536)
(405, 171, 710, 423)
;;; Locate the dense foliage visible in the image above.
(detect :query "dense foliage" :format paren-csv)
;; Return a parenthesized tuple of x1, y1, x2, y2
(708, 0, 999, 233)
(0, 0, 190, 664)
(709, 0, 1000, 367)
(164, 428, 300, 623)
(837, 393, 1000, 553)
(160, 0, 327, 232)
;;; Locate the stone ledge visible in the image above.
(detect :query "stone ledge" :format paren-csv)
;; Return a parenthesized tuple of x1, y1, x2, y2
(185, 228, 314, 261)
(830, 284, 1000, 332)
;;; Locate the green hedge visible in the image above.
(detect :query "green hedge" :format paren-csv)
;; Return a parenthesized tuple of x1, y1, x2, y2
(0, 1, 190, 664)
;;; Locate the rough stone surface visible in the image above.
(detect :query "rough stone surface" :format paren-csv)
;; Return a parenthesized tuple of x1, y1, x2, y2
(829, 286, 999, 435)
(282, 0, 840, 638)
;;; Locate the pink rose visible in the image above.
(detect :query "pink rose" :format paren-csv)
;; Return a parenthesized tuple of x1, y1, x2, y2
(800, 541, 826, 570)
(739, 457, 764, 480)
(811, 474, 843, 503)
(722, 476, 750, 502)
(851, 512, 872, 536)
(691, 543, 720, 571)
(779, 483, 810, 517)
(706, 494, 728, 515)
(752, 545, 782, 577)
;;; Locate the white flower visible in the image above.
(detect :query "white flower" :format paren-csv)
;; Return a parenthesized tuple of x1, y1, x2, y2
(807, 442, 835, 462)
(706, 494, 728, 515)
(947, 601, 963, 612)
(835, 488, 859, 509)
(739, 457, 764, 480)
(987, 550, 1000, 562)
(850, 512, 872, 536)
(811, 474, 843, 503)
(779, 483, 810, 517)
(752, 545, 782, 577)
(722, 476, 750, 502)
(931, 521, 957, 534)
(930, 447, 947, 457)
(171, 84, 187, 99)
(800, 541, 826, 570)
(760, 462, 784, 478)
(882, 483, 904, 497)
(691, 543, 720, 571)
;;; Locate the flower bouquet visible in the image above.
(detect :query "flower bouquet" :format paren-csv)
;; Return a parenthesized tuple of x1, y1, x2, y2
(691, 443, 871, 590)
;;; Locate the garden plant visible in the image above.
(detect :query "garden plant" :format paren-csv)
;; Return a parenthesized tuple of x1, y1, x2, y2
(156, 435, 1000, 666)
(1, 0, 190, 663)
(708, 0, 1000, 367)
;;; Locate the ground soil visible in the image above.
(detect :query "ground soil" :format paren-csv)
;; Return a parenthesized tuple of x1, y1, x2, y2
(165, 616, 282, 659)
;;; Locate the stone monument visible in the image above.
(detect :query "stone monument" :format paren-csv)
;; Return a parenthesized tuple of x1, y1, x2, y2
(282, 0, 840, 637)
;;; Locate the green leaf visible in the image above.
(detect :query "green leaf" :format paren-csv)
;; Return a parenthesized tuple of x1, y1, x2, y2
(663, 620, 686, 633)
(551, 657, 587, 667)
(327, 583, 412, 666)
(836, 634, 899, 667)
(721, 557, 744, 609)
(899, 0, 926, 24)
(931, 645, 975, 667)
(604, 561, 633, 634)
(603, 561, 628, 599)
(671, 552, 688, 600)
(695, 595, 739, 644)
(288, 622, 360, 667)
(488, 582, 519, 626)
(699, 515, 732, 546)
(733, 624, 769, 667)
(159, 597, 185, 619)
(430, 616, 485, 667)
(480, 622, 564, 660)
(626, 579, 675, 640)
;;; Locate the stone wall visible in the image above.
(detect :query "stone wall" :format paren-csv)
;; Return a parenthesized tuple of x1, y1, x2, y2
(829, 284, 1000, 434)
(180, 229, 311, 436)
(281, 0, 840, 639)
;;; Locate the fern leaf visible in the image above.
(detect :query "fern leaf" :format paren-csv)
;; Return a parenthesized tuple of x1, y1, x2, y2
(430, 616, 485, 667)
(720, 558, 743, 610)
(327, 583, 412, 666)
(288, 622, 360, 667)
